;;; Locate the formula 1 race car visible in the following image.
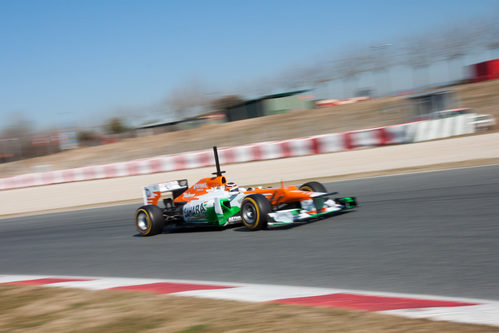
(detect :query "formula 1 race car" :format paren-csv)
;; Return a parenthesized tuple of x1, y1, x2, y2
(135, 147, 357, 236)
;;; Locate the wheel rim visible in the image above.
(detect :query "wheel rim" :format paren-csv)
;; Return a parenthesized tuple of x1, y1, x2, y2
(242, 204, 257, 225)
(136, 212, 149, 232)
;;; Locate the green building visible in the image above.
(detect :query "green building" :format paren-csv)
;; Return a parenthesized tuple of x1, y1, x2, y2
(224, 90, 313, 122)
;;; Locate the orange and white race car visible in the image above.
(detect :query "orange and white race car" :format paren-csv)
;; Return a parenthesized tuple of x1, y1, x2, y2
(135, 147, 357, 236)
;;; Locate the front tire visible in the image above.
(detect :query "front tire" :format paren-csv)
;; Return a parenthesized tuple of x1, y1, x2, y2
(241, 194, 271, 230)
(135, 205, 164, 236)
(299, 181, 327, 193)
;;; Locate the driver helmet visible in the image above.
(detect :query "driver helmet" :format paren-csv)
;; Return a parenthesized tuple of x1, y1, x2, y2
(225, 181, 239, 193)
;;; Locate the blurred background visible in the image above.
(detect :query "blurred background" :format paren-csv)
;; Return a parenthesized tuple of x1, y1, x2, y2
(1, 0, 498, 177)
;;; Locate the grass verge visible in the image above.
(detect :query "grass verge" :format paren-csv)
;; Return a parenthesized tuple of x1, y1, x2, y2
(0, 285, 497, 333)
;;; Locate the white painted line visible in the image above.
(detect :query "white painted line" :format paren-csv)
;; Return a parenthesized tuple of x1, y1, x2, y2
(174, 285, 336, 302)
(0, 275, 50, 283)
(49, 278, 167, 290)
(383, 304, 499, 327)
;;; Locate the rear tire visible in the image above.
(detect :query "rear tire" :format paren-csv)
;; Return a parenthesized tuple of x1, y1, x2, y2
(135, 205, 164, 236)
(241, 194, 271, 230)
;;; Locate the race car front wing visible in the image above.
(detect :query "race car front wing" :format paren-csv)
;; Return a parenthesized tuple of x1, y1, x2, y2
(267, 197, 357, 225)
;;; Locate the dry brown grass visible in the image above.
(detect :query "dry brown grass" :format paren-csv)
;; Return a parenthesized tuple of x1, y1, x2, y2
(1, 80, 498, 178)
(1, 285, 497, 333)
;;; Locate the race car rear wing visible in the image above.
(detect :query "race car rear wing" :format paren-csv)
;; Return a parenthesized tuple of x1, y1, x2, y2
(143, 179, 188, 206)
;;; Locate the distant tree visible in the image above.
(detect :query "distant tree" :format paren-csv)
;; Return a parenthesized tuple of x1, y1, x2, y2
(369, 43, 393, 96)
(210, 95, 244, 112)
(77, 130, 100, 146)
(105, 117, 128, 134)
(305, 59, 341, 98)
(1, 112, 34, 138)
(437, 24, 474, 82)
(166, 79, 210, 120)
(402, 34, 439, 89)
(482, 14, 499, 58)
(0, 112, 35, 160)
(276, 67, 305, 90)
(331, 58, 349, 98)
(272, 61, 329, 93)
(334, 47, 371, 98)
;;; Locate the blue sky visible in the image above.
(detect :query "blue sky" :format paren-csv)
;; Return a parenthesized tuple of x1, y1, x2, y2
(1, 0, 498, 129)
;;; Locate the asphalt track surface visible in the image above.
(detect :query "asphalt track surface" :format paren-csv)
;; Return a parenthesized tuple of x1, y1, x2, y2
(1, 165, 498, 300)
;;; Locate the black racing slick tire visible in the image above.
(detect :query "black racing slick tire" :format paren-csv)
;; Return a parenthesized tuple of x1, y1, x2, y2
(241, 194, 271, 231)
(299, 181, 327, 193)
(135, 205, 164, 236)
